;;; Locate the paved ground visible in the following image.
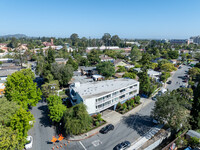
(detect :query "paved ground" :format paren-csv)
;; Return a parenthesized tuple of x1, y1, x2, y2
(166, 65, 191, 91)
(28, 101, 55, 150)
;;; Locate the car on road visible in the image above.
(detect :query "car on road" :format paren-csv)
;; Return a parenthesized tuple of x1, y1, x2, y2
(152, 96, 157, 101)
(100, 124, 114, 134)
(178, 66, 182, 69)
(180, 85, 186, 88)
(113, 141, 131, 150)
(183, 79, 187, 83)
(167, 80, 172, 84)
(25, 136, 33, 149)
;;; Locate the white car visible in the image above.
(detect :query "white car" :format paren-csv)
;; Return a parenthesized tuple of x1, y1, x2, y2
(25, 136, 33, 149)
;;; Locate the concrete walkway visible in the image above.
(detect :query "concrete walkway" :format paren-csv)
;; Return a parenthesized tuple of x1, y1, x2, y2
(68, 98, 153, 141)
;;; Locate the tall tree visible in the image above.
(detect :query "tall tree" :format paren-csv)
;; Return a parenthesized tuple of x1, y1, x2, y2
(51, 63, 74, 87)
(5, 69, 42, 109)
(70, 33, 79, 46)
(66, 56, 78, 71)
(47, 95, 66, 122)
(63, 103, 92, 135)
(138, 70, 151, 96)
(102, 33, 111, 46)
(87, 50, 100, 65)
(152, 90, 192, 130)
(111, 35, 120, 46)
(96, 61, 115, 78)
(130, 46, 142, 62)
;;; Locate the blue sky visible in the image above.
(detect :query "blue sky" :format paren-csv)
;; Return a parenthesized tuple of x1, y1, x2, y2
(0, 0, 200, 39)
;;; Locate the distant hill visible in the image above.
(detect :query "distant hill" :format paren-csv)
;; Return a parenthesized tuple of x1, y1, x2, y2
(0, 34, 28, 39)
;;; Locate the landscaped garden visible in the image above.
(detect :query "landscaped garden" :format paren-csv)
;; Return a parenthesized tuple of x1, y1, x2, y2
(116, 96, 141, 114)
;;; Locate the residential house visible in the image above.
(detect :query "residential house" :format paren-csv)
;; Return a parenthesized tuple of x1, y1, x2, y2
(69, 78, 139, 114)
(55, 58, 68, 64)
(113, 59, 128, 67)
(99, 55, 115, 62)
(79, 66, 97, 76)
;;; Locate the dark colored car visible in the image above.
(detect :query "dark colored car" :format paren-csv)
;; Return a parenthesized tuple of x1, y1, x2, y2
(152, 96, 157, 101)
(167, 80, 172, 84)
(178, 66, 182, 69)
(113, 141, 131, 150)
(100, 124, 114, 134)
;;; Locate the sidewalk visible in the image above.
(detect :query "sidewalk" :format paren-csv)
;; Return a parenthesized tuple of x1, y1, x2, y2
(68, 98, 153, 141)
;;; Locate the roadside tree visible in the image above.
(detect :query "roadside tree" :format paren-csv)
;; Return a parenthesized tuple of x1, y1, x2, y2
(96, 61, 115, 78)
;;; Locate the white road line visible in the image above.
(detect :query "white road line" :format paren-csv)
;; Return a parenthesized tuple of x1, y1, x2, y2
(79, 141, 87, 150)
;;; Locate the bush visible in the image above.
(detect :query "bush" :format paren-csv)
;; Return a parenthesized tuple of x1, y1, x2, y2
(122, 103, 127, 110)
(116, 102, 121, 110)
(97, 114, 103, 122)
(95, 121, 99, 126)
(128, 105, 132, 110)
(135, 96, 140, 104)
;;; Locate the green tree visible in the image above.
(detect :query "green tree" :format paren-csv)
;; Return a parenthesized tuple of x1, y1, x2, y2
(70, 33, 79, 46)
(96, 61, 115, 78)
(63, 103, 92, 135)
(46, 48, 55, 64)
(0, 125, 20, 150)
(47, 95, 66, 122)
(138, 70, 151, 96)
(79, 57, 89, 66)
(191, 81, 200, 129)
(5, 69, 42, 109)
(102, 33, 111, 46)
(188, 67, 200, 80)
(130, 46, 142, 62)
(66, 56, 78, 70)
(41, 80, 60, 98)
(51, 63, 74, 87)
(0, 97, 19, 125)
(117, 66, 126, 72)
(123, 72, 136, 79)
(87, 50, 100, 65)
(151, 90, 191, 130)
(111, 35, 120, 46)
(140, 53, 151, 69)
(160, 63, 177, 72)
(10, 107, 34, 143)
(160, 72, 171, 82)
(168, 50, 179, 59)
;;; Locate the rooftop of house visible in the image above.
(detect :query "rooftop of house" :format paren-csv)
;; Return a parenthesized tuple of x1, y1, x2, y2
(55, 58, 68, 62)
(0, 69, 19, 77)
(70, 75, 94, 84)
(79, 66, 96, 71)
(133, 68, 161, 75)
(72, 78, 138, 99)
(99, 55, 114, 60)
(186, 130, 200, 139)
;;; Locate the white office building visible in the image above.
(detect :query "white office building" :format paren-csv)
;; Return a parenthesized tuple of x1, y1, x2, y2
(69, 78, 139, 114)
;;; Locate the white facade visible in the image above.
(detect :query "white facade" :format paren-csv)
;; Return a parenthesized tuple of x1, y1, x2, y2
(70, 78, 139, 114)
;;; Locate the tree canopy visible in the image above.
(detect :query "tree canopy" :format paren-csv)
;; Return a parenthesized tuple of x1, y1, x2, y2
(5, 69, 42, 109)
(96, 61, 115, 78)
(63, 103, 92, 135)
(151, 89, 192, 130)
(47, 95, 66, 122)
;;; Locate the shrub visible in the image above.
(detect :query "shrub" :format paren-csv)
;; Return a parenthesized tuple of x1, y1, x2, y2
(116, 102, 121, 110)
(122, 103, 127, 110)
(128, 105, 132, 110)
(135, 96, 140, 104)
(97, 114, 103, 122)
(95, 121, 99, 126)
(130, 98, 135, 106)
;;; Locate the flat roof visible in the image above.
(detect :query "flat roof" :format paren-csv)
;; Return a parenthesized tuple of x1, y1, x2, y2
(0, 69, 19, 77)
(72, 78, 139, 99)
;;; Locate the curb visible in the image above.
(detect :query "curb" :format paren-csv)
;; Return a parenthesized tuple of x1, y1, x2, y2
(66, 131, 99, 141)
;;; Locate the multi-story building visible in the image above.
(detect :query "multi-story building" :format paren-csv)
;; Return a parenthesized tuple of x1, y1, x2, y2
(190, 36, 200, 45)
(69, 78, 139, 114)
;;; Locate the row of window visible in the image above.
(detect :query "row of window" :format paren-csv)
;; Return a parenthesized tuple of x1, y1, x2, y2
(95, 84, 138, 103)
(96, 89, 138, 110)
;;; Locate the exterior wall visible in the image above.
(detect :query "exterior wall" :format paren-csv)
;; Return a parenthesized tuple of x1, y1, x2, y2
(84, 97, 96, 114)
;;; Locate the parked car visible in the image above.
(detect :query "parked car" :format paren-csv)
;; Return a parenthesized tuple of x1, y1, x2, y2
(25, 136, 33, 149)
(152, 96, 157, 101)
(178, 66, 182, 69)
(167, 80, 172, 84)
(100, 124, 114, 134)
(113, 141, 131, 150)
(183, 79, 187, 83)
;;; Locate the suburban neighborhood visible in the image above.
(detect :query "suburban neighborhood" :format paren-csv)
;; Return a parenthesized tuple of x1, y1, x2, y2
(0, 1, 200, 150)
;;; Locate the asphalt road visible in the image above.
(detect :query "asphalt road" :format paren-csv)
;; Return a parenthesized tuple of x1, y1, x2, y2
(28, 101, 55, 150)
(65, 101, 155, 150)
(166, 65, 191, 91)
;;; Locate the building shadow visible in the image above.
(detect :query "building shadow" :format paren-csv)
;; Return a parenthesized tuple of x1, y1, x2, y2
(122, 114, 155, 136)
(38, 105, 52, 127)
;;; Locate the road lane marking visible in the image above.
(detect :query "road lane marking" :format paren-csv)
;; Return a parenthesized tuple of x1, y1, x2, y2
(79, 141, 87, 150)
(92, 140, 102, 147)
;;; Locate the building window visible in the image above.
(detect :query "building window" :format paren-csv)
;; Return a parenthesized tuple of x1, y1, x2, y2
(120, 89, 125, 93)
(112, 91, 119, 96)
(129, 86, 133, 89)
(134, 84, 137, 87)
(129, 91, 133, 95)
(119, 95, 125, 99)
